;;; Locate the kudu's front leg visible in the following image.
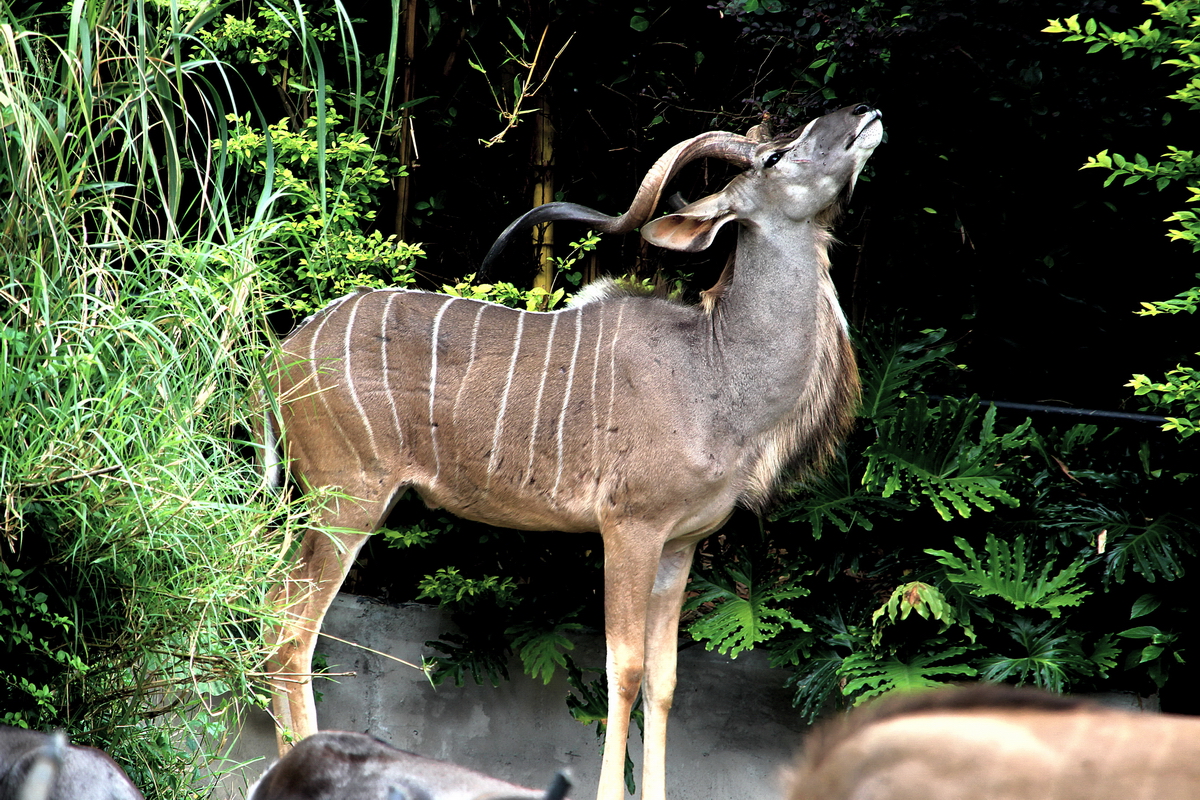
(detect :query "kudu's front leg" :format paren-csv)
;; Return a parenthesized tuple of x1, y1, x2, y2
(639, 538, 702, 800)
(597, 526, 697, 800)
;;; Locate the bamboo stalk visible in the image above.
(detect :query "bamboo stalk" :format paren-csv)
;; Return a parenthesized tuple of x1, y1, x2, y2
(532, 93, 555, 293)
(394, 0, 419, 240)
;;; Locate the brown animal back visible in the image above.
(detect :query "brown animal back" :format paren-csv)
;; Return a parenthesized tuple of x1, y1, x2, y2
(787, 685, 1200, 800)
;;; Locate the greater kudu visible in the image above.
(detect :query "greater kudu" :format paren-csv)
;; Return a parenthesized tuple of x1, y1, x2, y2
(786, 684, 1200, 799)
(248, 731, 570, 800)
(262, 104, 882, 800)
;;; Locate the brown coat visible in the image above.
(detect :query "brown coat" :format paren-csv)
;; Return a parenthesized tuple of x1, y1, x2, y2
(787, 686, 1200, 800)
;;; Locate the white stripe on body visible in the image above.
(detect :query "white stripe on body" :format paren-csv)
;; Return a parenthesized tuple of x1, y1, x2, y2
(525, 314, 559, 487)
(427, 296, 457, 480)
(486, 312, 526, 487)
(308, 293, 366, 476)
(343, 291, 382, 464)
(587, 303, 606, 506)
(551, 306, 584, 498)
(605, 303, 625, 452)
(261, 390, 281, 489)
(450, 302, 490, 486)
(381, 292, 405, 450)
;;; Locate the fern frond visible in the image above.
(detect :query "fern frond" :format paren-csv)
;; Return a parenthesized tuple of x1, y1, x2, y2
(508, 622, 586, 684)
(840, 643, 978, 704)
(686, 564, 810, 658)
(779, 450, 906, 538)
(856, 326, 957, 421)
(927, 533, 1092, 617)
(1102, 513, 1195, 584)
(977, 617, 1096, 693)
(864, 397, 1029, 520)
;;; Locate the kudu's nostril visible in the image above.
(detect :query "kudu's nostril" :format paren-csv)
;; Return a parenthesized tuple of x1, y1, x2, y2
(852, 104, 872, 115)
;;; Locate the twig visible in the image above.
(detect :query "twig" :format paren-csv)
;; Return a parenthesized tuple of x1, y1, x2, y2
(480, 28, 575, 148)
(20, 464, 121, 489)
(315, 628, 428, 673)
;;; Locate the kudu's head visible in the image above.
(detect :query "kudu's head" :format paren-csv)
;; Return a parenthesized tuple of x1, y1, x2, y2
(641, 104, 883, 252)
(481, 105, 882, 269)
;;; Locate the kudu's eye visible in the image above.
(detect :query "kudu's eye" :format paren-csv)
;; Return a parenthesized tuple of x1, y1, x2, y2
(763, 151, 785, 168)
(852, 104, 872, 115)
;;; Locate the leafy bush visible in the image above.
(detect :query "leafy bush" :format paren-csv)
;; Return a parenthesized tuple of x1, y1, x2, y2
(0, 3, 308, 796)
(1046, 2, 1200, 437)
(216, 108, 425, 314)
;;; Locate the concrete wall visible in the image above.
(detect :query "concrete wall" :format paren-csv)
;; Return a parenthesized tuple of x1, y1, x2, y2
(214, 593, 809, 799)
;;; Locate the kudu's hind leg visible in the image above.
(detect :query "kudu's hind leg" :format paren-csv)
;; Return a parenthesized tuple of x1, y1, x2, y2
(267, 491, 389, 750)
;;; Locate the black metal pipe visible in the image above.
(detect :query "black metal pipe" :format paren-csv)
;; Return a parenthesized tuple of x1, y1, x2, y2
(932, 397, 1168, 424)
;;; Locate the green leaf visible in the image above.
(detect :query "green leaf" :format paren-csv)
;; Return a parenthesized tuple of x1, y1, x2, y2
(1103, 513, 1195, 583)
(1130, 593, 1160, 619)
(1140, 644, 1165, 663)
(863, 397, 1029, 520)
(927, 533, 1092, 617)
(872, 581, 976, 643)
(1090, 634, 1120, 676)
(777, 450, 905, 538)
(686, 563, 810, 658)
(1117, 625, 1163, 639)
(630, 15, 650, 32)
(840, 643, 978, 703)
(978, 617, 1095, 693)
(508, 623, 585, 684)
(855, 326, 956, 421)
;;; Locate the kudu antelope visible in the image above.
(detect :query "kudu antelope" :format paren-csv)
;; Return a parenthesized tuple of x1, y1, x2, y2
(262, 104, 882, 800)
(786, 684, 1200, 800)
(248, 731, 571, 800)
(0, 725, 143, 800)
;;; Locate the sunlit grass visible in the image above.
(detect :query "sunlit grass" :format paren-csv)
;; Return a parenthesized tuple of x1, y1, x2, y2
(0, 2, 340, 795)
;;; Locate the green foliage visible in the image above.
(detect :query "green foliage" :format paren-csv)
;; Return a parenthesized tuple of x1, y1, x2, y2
(554, 232, 602, 289)
(685, 563, 811, 658)
(872, 581, 974, 643)
(928, 534, 1093, 618)
(416, 567, 520, 608)
(0, 2, 374, 795)
(0, 564, 88, 725)
(742, 321, 1198, 717)
(1046, 2, 1200, 437)
(380, 520, 445, 549)
(782, 451, 904, 538)
(977, 617, 1111, 693)
(509, 621, 587, 685)
(1101, 512, 1195, 584)
(217, 108, 423, 314)
(855, 327, 958, 420)
(442, 273, 566, 311)
(841, 641, 979, 703)
(863, 398, 1030, 520)
(1117, 619, 1183, 689)
(1128, 360, 1200, 438)
(421, 631, 510, 688)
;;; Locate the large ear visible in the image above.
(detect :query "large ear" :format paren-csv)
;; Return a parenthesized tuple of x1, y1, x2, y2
(640, 192, 737, 252)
